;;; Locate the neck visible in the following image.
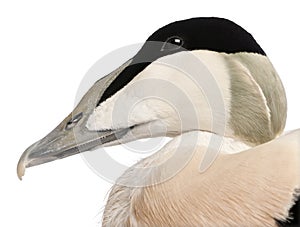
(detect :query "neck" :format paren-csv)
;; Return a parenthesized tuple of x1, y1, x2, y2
(102, 131, 250, 225)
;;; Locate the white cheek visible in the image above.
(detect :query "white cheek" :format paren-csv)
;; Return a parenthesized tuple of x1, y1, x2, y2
(86, 88, 163, 131)
(127, 99, 158, 126)
(86, 98, 116, 130)
(86, 50, 232, 134)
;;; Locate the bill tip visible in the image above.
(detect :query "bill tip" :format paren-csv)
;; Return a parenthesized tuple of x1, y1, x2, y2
(17, 159, 26, 181)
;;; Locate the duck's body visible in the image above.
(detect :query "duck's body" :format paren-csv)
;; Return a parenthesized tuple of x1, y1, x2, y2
(103, 130, 300, 226)
(17, 18, 299, 226)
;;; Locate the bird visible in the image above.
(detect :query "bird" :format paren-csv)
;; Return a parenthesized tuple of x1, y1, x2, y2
(17, 17, 299, 226)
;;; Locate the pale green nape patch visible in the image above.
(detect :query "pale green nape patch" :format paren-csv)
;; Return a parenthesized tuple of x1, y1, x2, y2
(227, 53, 287, 145)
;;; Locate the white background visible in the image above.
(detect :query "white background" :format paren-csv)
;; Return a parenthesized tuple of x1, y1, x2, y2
(1, 1, 299, 226)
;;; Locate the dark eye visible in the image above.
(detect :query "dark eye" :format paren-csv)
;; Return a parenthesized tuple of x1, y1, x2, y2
(161, 36, 184, 51)
(65, 112, 83, 130)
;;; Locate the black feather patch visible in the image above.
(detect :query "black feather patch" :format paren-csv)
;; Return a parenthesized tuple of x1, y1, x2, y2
(276, 195, 300, 227)
(98, 17, 265, 104)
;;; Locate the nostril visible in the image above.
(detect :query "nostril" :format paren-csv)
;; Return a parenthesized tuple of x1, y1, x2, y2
(65, 112, 83, 130)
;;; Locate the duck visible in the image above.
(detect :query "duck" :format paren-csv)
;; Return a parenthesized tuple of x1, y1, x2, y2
(17, 17, 299, 226)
